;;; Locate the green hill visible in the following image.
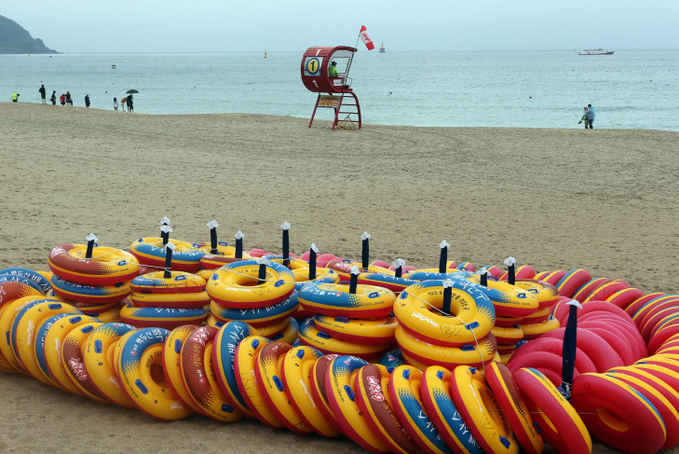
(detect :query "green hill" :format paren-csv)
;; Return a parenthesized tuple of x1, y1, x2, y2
(0, 15, 57, 54)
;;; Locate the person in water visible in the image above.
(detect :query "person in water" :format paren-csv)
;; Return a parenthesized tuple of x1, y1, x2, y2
(578, 107, 590, 129)
(328, 61, 339, 77)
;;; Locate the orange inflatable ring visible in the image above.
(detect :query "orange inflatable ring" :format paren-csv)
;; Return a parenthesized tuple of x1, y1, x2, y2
(571, 372, 666, 454)
(129, 237, 204, 272)
(514, 367, 592, 454)
(48, 243, 139, 286)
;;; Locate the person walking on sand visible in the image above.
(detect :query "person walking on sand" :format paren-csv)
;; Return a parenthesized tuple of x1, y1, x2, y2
(85, 94, 90, 108)
(578, 107, 590, 129)
(113, 97, 119, 111)
(66, 91, 72, 106)
(50, 90, 56, 105)
(39, 84, 46, 104)
(587, 104, 595, 129)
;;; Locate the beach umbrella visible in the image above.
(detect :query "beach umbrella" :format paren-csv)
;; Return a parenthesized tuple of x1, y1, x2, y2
(126, 89, 139, 94)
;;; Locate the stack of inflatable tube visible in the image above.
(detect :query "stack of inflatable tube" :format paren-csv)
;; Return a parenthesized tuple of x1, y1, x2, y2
(393, 279, 499, 369)
(206, 260, 299, 345)
(296, 277, 397, 360)
(48, 243, 140, 321)
(121, 270, 209, 330)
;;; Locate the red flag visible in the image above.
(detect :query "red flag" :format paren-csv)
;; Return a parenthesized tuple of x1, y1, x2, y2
(359, 25, 375, 51)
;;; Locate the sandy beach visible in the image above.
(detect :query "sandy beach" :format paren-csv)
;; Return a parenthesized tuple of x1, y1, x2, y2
(1, 102, 679, 453)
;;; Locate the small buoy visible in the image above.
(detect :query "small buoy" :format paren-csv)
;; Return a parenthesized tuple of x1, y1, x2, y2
(112, 65, 116, 69)
(529, 96, 532, 99)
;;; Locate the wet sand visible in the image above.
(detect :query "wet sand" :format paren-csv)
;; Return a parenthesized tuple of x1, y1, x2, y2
(1, 103, 678, 453)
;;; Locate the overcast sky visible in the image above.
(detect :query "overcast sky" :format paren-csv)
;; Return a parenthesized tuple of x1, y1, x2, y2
(4, 0, 678, 53)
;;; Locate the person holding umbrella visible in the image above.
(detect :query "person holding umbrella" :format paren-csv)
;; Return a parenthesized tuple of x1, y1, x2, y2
(125, 89, 138, 113)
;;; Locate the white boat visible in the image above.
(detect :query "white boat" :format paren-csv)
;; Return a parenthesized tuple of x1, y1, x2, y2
(578, 48, 614, 55)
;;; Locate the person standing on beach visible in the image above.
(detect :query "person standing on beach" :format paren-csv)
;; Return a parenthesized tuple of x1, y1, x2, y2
(60, 93, 66, 106)
(50, 90, 57, 105)
(11, 92, 19, 102)
(113, 97, 118, 111)
(85, 94, 91, 108)
(587, 104, 595, 129)
(39, 84, 46, 104)
(66, 91, 72, 106)
(578, 107, 590, 129)
(127, 95, 133, 113)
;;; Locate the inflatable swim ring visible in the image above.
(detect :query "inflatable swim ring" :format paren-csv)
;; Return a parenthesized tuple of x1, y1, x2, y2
(84, 322, 137, 408)
(50, 275, 131, 305)
(49, 243, 139, 286)
(298, 281, 396, 318)
(0, 267, 52, 294)
(393, 279, 495, 346)
(571, 372, 666, 454)
(129, 290, 210, 309)
(298, 318, 390, 360)
(255, 341, 312, 434)
(326, 355, 390, 453)
(129, 237, 204, 272)
(130, 271, 205, 294)
(389, 365, 455, 454)
(234, 336, 284, 428)
(0, 295, 47, 373)
(485, 362, 544, 454)
(419, 365, 483, 454)
(211, 321, 256, 417)
(120, 304, 207, 329)
(180, 326, 243, 422)
(161, 324, 206, 415)
(280, 346, 340, 437)
(61, 322, 112, 403)
(514, 367, 592, 454)
(116, 327, 193, 420)
(355, 363, 421, 454)
(450, 366, 520, 454)
(207, 260, 295, 309)
(209, 290, 299, 328)
(313, 315, 397, 344)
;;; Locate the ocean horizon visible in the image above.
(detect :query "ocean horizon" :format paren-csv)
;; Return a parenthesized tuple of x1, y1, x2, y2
(2, 49, 678, 130)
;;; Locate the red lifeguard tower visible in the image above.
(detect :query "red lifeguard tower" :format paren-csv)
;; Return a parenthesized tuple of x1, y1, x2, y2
(301, 46, 361, 130)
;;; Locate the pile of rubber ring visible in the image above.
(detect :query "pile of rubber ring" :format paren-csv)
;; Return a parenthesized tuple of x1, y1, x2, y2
(3, 227, 679, 454)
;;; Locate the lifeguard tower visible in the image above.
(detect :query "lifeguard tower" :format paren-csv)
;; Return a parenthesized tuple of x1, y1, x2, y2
(301, 46, 361, 130)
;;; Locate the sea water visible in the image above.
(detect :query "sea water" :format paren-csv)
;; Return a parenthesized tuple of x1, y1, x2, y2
(1, 50, 677, 130)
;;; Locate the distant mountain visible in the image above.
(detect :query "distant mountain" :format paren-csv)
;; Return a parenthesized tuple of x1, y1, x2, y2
(0, 15, 57, 54)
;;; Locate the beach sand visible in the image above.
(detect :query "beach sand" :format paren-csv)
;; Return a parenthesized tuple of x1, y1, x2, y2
(1, 103, 678, 453)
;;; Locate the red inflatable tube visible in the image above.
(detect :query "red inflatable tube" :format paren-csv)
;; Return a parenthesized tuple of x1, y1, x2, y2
(575, 314, 647, 357)
(631, 363, 679, 394)
(632, 296, 679, 328)
(625, 292, 666, 317)
(577, 319, 643, 362)
(509, 337, 597, 373)
(606, 370, 679, 449)
(557, 300, 636, 326)
(507, 351, 582, 386)
(542, 270, 567, 286)
(582, 279, 629, 303)
(649, 325, 679, 354)
(499, 265, 535, 281)
(571, 373, 666, 454)
(541, 328, 623, 372)
(640, 306, 679, 342)
(551, 297, 578, 323)
(650, 317, 679, 340)
(514, 368, 592, 454)
(571, 278, 611, 303)
(580, 326, 635, 365)
(555, 269, 592, 298)
(533, 271, 550, 281)
(605, 288, 645, 309)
